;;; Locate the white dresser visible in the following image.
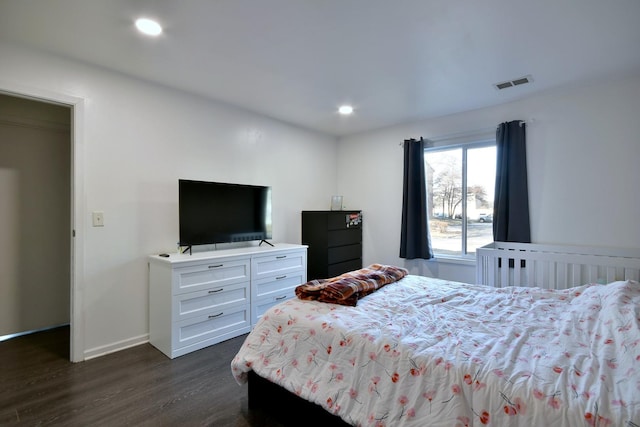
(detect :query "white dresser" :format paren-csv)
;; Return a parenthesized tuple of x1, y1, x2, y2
(149, 243, 307, 358)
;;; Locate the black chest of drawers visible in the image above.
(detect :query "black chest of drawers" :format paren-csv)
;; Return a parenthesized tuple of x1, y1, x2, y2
(302, 210, 362, 280)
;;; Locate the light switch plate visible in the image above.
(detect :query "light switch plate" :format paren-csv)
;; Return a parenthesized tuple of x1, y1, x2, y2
(92, 211, 104, 227)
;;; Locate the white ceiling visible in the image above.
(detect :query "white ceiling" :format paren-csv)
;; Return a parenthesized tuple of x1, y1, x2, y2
(1, 0, 640, 137)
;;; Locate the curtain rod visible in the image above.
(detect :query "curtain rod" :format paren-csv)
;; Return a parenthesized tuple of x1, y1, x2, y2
(497, 118, 536, 129)
(518, 118, 535, 127)
(399, 119, 535, 147)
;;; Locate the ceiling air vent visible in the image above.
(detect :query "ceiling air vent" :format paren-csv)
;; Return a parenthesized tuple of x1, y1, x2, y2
(494, 75, 533, 90)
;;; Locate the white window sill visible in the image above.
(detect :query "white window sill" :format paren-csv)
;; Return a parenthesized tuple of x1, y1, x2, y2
(429, 255, 476, 266)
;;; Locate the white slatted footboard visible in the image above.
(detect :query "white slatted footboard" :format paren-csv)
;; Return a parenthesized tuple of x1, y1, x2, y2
(476, 242, 640, 289)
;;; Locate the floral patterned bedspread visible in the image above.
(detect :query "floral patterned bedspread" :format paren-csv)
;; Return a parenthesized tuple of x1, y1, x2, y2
(231, 276, 640, 426)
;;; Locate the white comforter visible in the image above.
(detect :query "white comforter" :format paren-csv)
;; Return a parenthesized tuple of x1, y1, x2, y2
(231, 276, 640, 426)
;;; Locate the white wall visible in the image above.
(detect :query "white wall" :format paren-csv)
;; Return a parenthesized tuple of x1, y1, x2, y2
(0, 42, 338, 358)
(337, 72, 640, 283)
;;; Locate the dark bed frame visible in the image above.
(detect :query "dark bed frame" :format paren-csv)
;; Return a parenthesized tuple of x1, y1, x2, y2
(248, 371, 351, 426)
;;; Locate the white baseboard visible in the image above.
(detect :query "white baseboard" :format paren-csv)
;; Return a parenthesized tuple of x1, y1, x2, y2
(83, 333, 149, 361)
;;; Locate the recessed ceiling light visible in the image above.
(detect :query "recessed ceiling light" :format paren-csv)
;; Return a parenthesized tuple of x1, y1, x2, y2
(338, 105, 354, 115)
(135, 18, 162, 36)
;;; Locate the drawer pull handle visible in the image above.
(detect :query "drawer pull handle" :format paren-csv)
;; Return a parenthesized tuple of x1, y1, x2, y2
(276, 275, 286, 280)
(275, 295, 287, 301)
(208, 288, 224, 293)
(276, 255, 286, 259)
(208, 264, 223, 269)
(208, 312, 223, 319)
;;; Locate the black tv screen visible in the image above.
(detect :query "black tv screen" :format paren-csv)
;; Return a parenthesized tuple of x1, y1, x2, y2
(179, 180, 272, 246)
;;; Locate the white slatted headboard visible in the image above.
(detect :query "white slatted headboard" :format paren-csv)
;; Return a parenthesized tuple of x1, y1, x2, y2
(476, 242, 640, 289)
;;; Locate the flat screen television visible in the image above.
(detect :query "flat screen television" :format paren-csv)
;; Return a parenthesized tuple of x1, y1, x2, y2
(179, 179, 272, 247)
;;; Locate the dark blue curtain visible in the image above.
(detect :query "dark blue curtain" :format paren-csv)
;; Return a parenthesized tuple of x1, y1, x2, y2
(400, 138, 433, 259)
(493, 121, 531, 242)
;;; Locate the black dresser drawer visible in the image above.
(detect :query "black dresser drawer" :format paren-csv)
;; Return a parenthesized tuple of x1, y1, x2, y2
(327, 212, 362, 230)
(328, 259, 362, 277)
(328, 244, 361, 264)
(328, 229, 361, 247)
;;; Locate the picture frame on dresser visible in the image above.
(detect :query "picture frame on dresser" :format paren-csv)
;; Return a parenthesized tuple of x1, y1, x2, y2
(330, 195, 343, 211)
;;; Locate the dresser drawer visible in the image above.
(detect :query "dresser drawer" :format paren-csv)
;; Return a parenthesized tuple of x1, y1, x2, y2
(253, 271, 305, 300)
(328, 243, 362, 264)
(327, 212, 362, 230)
(252, 291, 295, 324)
(328, 258, 362, 277)
(327, 229, 361, 247)
(172, 304, 250, 351)
(172, 281, 249, 322)
(172, 258, 250, 295)
(252, 250, 306, 281)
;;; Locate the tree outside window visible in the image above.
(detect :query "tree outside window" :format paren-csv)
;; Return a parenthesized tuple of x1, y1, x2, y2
(425, 142, 496, 257)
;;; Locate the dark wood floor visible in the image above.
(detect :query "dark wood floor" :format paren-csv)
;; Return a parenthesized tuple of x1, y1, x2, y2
(0, 327, 287, 426)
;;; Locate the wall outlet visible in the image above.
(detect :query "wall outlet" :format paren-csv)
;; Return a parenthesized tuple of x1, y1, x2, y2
(92, 211, 104, 227)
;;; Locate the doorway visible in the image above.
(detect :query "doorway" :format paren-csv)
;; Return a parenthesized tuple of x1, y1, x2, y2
(0, 93, 70, 345)
(0, 84, 84, 362)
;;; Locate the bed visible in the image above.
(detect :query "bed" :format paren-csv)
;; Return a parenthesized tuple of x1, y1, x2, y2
(231, 244, 640, 426)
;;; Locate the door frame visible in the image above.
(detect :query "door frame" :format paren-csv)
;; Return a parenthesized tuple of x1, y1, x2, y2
(0, 80, 85, 362)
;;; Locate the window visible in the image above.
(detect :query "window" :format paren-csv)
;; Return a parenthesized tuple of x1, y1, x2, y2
(425, 140, 496, 257)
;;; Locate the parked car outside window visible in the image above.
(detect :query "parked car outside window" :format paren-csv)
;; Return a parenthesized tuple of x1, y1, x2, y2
(478, 213, 493, 223)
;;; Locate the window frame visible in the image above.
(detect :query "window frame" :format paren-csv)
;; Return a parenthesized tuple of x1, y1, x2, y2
(424, 134, 496, 260)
